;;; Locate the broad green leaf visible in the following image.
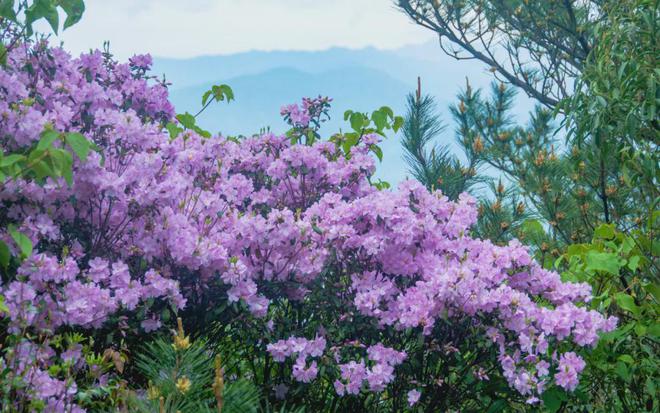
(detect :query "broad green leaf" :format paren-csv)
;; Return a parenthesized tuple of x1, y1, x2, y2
(378, 106, 394, 119)
(542, 388, 564, 412)
(217, 84, 234, 102)
(594, 223, 615, 239)
(49, 148, 73, 185)
(65, 132, 90, 162)
(165, 122, 183, 139)
(585, 250, 621, 274)
(342, 133, 359, 155)
(26, 0, 59, 34)
(37, 129, 60, 150)
(176, 112, 196, 129)
(643, 283, 660, 301)
(0, 153, 25, 168)
(8, 226, 32, 259)
(614, 293, 639, 315)
(614, 361, 631, 382)
(59, 0, 85, 29)
(371, 110, 387, 132)
(521, 219, 545, 239)
(349, 112, 364, 133)
(627, 255, 640, 271)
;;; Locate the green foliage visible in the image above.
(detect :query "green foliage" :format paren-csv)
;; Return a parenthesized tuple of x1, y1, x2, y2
(399, 0, 658, 411)
(130, 323, 260, 413)
(0, 128, 93, 186)
(561, 224, 659, 412)
(398, 0, 602, 108)
(1, 332, 125, 412)
(0, 127, 93, 278)
(167, 84, 235, 139)
(401, 87, 484, 200)
(202, 84, 234, 107)
(333, 106, 402, 161)
(0, 0, 85, 36)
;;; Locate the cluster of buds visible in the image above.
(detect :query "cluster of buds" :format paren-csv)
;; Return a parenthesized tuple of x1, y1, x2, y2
(534, 150, 546, 166)
(472, 136, 484, 153)
(173, 317, 191, 351)
(175, 376, 192, 394)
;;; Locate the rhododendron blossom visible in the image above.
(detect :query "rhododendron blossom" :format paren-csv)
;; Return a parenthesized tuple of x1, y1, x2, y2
(0, 40, 616, 410)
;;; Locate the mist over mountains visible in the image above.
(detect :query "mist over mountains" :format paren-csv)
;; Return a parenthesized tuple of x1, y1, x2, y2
(153, 41, 535, 184)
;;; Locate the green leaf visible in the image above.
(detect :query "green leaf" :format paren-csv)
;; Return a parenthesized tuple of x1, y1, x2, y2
(8, 226, 32, 259)
(392, 115, 404, 132)
(647, 323, 660, 338)
(614, 361, 631, 382)
(617, 354, 634, 364)
(521, 219, 545, 239)
(0, 240, 10, 269)
(165, 122, 183, 139)
(0, 295, 8, 314)
(371, 110, 387, 132)
(614, 293, 639, 315)
(370, 145, 383, 162)
(26, 0, 60, 34)
(202, 90, 213, 106)
(49, 148, 73, 185)
(627, 255, 640, 272)
(64, 132, 91, 162)
(59, 0, 85, 29)
(634, 323, 647, 337)
(378, 106, 394, 119)
(542, 388, 563, 412)
(176, 112, 196, 129)
(585, 250, 621, 274)
(0, 0, 17, 22)
(37, 129, 60, 150)
(342, 133, 359, 155)
(594, 224, 615, 239)
(0, 153, 25, 168)
(349, 112, 364, 133)
(217, 84, 234, 102)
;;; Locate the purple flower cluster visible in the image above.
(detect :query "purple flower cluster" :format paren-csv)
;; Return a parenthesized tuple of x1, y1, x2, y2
(266, 336, 326, 383)
(0, 40, 616, 408)
(4, 255, 183, 333)
(333, 343, 407, 395)
(280, 96, 332, 130)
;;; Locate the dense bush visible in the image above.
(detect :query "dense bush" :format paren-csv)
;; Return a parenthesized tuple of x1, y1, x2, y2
(0, 34, 618, 411)
(0, 1, 655, 412)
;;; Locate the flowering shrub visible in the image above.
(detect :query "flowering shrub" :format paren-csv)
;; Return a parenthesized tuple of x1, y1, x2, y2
(0, 38, 616, 411)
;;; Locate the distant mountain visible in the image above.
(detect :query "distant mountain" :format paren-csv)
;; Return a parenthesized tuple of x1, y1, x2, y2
(153, 41, 536, 184)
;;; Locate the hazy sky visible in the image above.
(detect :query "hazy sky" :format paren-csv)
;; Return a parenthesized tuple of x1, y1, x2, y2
(44, 0, 435, 59)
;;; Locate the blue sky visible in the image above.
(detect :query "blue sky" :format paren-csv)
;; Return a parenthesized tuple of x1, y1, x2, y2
(47, 0, 435, 59)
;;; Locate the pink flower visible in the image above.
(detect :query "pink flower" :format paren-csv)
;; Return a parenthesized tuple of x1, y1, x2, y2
(407, 389, 421, 406)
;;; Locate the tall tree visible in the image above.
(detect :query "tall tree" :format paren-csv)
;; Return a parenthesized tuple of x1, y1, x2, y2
(397, 0, 603, 108)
